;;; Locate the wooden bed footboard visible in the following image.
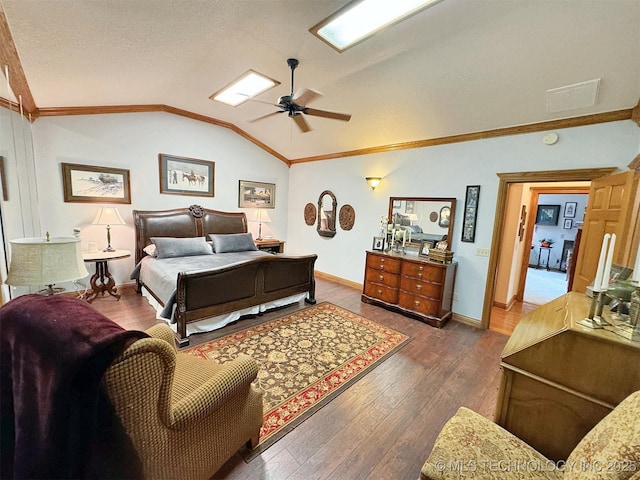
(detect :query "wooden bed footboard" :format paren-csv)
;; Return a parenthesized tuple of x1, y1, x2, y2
(174, 254, 317, 346)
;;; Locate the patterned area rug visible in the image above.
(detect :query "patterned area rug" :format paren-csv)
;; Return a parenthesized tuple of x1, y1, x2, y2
(185, 302, 410, 459)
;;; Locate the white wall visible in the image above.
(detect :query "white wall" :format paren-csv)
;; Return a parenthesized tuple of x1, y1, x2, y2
(31, 112, 290, 293)
(26, 114, 640, 323)
(287, 120, 640, 322)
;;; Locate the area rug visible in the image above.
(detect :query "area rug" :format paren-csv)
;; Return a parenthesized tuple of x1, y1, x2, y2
(184, 302, 410, 459)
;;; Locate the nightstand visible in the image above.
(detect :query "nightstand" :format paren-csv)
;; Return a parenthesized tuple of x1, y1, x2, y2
(254, 239, 285, 254)
(81, 249, 131, 302)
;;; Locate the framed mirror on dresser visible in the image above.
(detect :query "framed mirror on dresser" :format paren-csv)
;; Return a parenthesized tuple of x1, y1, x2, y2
(388, 197, 456, 247)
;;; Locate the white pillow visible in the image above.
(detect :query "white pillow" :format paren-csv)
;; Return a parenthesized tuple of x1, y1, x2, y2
(143, 244, 157, 257)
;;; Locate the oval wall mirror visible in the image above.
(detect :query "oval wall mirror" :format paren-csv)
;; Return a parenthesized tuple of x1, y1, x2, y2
(388, 197, 457, 247)
(317, 190, 337, 238)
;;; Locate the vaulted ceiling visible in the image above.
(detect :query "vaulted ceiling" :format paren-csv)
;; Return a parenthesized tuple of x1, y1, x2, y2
(2, 0, 639, 163)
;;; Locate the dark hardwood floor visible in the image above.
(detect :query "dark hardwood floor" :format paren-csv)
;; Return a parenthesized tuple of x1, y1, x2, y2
(92, 278, 509, 480)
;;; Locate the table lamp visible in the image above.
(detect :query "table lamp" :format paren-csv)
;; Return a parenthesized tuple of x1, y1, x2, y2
(251, 209, 271, 241)
(92, 206, 125, 252)
(5, 233, 89, 295)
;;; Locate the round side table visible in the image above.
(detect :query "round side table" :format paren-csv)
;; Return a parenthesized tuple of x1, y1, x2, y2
(81, 249, 131, 302)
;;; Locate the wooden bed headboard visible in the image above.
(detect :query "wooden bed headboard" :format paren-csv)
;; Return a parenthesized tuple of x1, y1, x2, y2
(132, 205, 248, 264)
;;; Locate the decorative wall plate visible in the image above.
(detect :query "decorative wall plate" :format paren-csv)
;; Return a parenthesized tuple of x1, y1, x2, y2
(304, 203, 316, 226)
(339, 205, 355, 230)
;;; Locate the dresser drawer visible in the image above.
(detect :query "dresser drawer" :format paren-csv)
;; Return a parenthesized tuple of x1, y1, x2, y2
(364, 282, 399, 303)
(400, 277, 442, 298)
(365, 269, 400, 289)
(401, 261, 444, 282)
(366, 253, 401, 274)
(398, 292, 441, 317)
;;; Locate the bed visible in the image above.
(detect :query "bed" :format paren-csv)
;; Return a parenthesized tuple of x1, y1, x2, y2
(132, 205, 317, 346)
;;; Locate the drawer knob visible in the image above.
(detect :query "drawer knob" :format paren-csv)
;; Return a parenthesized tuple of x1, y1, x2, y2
(418, 266, 424, 271)
(414, 300, 421, 306)
(418, 273, 423, 278)
(377, 289, 382, 295)
(379, 275, 384, 281)
(416, 284, 422, 290)
(380, 258, 385, 263)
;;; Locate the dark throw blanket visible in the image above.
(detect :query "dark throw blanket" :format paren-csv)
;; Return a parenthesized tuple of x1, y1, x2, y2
(0, 294, 148, 479)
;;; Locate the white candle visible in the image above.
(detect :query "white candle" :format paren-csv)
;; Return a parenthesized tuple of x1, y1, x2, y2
(600, 233, 616, 291)
(633, 242, 640, 283)
(402, 231, 406, 247)
(593, 234, 609, 293)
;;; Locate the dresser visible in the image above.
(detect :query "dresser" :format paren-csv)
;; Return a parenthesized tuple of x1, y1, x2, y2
(361, 251, 456, 327)
(495, 292, 640, 461)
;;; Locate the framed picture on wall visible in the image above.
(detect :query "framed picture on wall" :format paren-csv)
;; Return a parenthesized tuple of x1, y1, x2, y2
(159, 153, 215, 197)
(564, 202, 577, 218)
(461, 185, 480, 243)
(535, 204, 560, 225)
(238, 180, 276, 208)
(61, 162, 131, 204)
(563, 219, 573, 229)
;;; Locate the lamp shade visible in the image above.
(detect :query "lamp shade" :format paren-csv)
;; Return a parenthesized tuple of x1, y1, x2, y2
(251, 209, 272, 223)
(92, 207, 126, 226)
(5, 237, 88, 287)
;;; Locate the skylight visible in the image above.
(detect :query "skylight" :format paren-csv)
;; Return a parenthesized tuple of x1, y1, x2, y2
(310, 0, 443, 52)
(210, 70, 280, 107)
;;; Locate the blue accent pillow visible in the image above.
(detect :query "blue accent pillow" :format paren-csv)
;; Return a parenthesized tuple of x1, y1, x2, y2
(150, 236, 213, 259)
(209, 233, 258, 253)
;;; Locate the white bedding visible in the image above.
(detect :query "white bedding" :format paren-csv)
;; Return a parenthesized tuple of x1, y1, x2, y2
(141, 286, 306, 335)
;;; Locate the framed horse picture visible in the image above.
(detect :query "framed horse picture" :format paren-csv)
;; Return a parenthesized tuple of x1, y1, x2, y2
(158, 153, 215, 197)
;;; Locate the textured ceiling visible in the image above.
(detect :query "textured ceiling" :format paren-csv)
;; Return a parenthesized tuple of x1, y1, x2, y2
(2, 0, 640, 161)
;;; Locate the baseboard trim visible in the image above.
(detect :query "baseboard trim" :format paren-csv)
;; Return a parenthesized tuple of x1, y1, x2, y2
(452, 312, 482, 328)
(493, 297, 517, 310)
(315, 271, 362, 290)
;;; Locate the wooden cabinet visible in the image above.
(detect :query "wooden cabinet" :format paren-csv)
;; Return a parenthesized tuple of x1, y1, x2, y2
(495, 292, 640, 461)
(361, 251, 456, 327)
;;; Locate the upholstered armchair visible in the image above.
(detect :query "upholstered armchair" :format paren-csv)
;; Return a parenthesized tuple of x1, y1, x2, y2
(420, 390, 640, 480)
(103, 323, 263, 480)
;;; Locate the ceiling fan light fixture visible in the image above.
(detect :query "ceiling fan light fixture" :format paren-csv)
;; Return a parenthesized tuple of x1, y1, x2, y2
(210, 70, 280, 107)
(310, 0, 443, 52)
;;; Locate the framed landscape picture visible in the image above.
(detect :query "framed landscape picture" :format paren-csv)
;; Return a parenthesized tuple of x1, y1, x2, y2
(535, 204, 560, 225)
(61, 163, 131, 204)
(159, 153, 215, 197)
(238, 180, 276, 208)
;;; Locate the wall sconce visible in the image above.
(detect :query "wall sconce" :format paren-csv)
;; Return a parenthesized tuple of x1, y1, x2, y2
(366, 177, 382, 190)
(92, 206, 126, 252)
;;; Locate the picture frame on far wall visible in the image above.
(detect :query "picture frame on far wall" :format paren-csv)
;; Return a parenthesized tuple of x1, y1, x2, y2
(461, 185, 480, 243)
(535, 204, 560, 225)
(564, 219, 573, 229)
(61, 162, 131, 204)
(564, 201, 577, 218)
(238, 180, 276, 208)
(159, 153, 215, 197)
(372, 236, 385, 251)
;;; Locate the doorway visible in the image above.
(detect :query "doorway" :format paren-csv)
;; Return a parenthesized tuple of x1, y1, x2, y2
(483, 167, 617, 334)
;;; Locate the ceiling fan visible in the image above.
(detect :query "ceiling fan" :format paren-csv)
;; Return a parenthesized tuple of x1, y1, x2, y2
(250, 58, 351, 133)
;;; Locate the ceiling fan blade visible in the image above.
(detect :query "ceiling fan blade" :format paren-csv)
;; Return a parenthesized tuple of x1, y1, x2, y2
(304, 108, 351, 122)
(293, 88, 322, 107)
(292, 113, 311, 132)
(249, 110, 284, 123)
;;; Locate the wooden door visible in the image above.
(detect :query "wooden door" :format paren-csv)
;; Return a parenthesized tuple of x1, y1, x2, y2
(572, 170, 638, 292)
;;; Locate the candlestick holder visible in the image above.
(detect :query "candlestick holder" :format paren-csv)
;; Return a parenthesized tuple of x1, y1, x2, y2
(579, 291, 610, 329)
